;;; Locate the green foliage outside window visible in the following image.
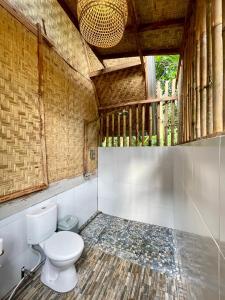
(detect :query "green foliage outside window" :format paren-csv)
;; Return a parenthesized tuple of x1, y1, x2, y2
(155, 55, 179, 83)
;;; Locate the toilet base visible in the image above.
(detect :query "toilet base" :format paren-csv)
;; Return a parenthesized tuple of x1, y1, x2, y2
(41, 258, 78, 293)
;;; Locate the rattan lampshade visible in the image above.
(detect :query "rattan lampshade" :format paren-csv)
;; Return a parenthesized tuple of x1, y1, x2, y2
(77, 0, 128, 48)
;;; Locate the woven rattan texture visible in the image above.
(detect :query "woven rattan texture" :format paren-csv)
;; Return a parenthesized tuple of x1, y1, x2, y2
(0, 7, 46, 201)
(77, 0, 128, 48)
(8, 0, 100, 77)
(141, 27, 184, 50)
(43, 47, 98, 182)
(93, 65, 145, 107)
(86, 45, 104, 72)
(136, 0, 189, 24)
(104, 57, 141, 68)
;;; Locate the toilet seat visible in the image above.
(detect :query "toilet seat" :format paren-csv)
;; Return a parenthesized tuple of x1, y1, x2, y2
(44, 231, 84, 261)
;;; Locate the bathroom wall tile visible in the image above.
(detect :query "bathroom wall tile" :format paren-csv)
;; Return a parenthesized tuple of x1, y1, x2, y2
(219, 136, 225, 257)
(191, 138, 220, 240)
(98, 148, 174, 228)
(0, 178, 98, 298)
(219, 254, 225, 300)
(176, 229, 219, 300)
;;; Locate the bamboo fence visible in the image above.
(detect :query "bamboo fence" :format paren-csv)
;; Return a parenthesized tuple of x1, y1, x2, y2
(99, 79, 178, 147)
(178, 0, 224, 143)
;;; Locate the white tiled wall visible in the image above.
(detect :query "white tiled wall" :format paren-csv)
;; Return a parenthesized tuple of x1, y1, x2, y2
(98, 147, 174, 228)
(173, 136, 225, 299)
(0, 177, 97, 298)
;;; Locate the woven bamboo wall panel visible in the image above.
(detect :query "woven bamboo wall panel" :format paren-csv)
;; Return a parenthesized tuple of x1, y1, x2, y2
(8, 0, 96, 77)
(93, 65, 145, 107)
(104, 57, 141, 68)
(141, 28, 183, 50)
(136, 0, 189, 24)
(43, 47, 98, 182)
(86, 45, 104, 73)
(0, 7, 47, 201)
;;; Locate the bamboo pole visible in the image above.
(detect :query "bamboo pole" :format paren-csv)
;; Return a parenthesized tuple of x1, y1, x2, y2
(136, 105, 139, 146)
(123, 110, 127, 147)
(129, 106, 132, 146)
(178, 61, 184, 144)
(149, 104, 152, 146)
(112, 113, 115, 147)
(190, 17, 195, 141)
(157, 81, 162, 145)
(118, 113, 121, 147)
(183, 45, 188, 142)
(157, 103, 161, 146)
(200, 0, 207, 137)
(212, 0, 223, 132)
(164, 102, 168, 146)
(106, 114, 109, 147)
(196, 14, 201, 139)
(100, 114, 103, 146)
(171, 80, 176, 146)
(37, 23, 48, 185)
(164, 81, 169, 145)
(192, 10, 198, 140)
(142, 105, 145, 146)
(223, 0, 225, 130)
(206, 0, 213, 134)
(171, 101, 175, 146)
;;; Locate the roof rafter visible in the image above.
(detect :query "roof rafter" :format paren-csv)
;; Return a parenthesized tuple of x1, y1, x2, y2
(99, 48, 180, 60)
(129, 0, 145, 75)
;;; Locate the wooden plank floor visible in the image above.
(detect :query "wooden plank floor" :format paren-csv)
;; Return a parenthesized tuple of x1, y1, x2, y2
(14, 246, 188, 300)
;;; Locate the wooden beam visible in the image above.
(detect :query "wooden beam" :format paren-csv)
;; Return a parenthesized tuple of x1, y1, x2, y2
(89, 61, 141, 77)
(129, 0, 145, 76)
(99, 48, 180, 60)
(126, 17, 185, 33)
(99, 97, 177, 111)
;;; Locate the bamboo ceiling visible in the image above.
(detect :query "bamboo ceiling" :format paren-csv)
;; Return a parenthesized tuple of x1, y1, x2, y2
(59, 0, 190, 59)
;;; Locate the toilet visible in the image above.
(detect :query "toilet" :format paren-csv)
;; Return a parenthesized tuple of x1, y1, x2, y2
(26, 202, 84, 293)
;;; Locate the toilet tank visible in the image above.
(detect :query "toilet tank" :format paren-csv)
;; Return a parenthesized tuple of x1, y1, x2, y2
(26, 202, 57, 245)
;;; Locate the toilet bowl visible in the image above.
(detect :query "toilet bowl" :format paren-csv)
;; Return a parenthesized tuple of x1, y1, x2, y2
(40, 231, 84, 293)
(26, 202, 84, 293)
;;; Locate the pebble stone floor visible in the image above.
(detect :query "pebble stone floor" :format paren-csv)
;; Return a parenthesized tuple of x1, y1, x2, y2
(11, 213, 189, 300)
(80, 213, 180, 277)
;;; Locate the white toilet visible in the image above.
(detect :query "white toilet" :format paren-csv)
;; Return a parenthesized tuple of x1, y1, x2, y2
(26, 202, 84, 293)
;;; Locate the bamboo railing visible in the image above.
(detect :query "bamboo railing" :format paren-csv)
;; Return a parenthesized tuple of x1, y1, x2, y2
(178, 0, 224, 143)
(99, 79, 178, 147)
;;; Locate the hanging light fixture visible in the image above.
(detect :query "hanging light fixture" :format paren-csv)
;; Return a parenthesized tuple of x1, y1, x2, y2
(77, 0, 128, 48)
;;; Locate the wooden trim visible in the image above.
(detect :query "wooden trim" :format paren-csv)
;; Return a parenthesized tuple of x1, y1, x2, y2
(89, 62, 141, 77)
(129, 0, 145, 74)
(99, 48, 181, 60)
(83, 120, 88, 175)
(99, 97, 177, 111)
(0, 184, 48, 203)
(37, 23, 48, 186)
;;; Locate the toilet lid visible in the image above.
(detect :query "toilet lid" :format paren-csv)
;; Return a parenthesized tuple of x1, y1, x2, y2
(44, 231, 84, 261)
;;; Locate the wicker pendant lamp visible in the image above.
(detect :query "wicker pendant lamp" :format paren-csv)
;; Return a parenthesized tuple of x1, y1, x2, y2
(77, 0, 128, 48)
